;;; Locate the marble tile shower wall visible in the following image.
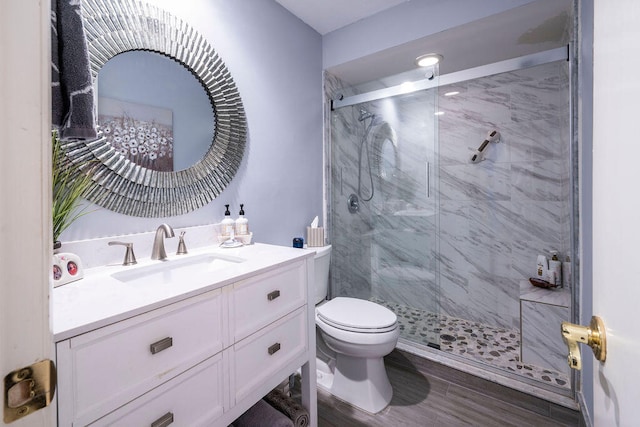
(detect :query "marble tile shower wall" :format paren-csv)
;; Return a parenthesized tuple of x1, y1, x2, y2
(438, 61, 570, 329)
(326, 60, 570, 331)
(325, 72, 373, 300)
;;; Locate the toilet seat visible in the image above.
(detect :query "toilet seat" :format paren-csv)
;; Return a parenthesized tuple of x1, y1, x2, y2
(316, 314, 399, 347)
(316, 297, 397, 333)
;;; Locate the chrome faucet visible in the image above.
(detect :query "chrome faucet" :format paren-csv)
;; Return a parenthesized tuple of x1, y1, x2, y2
(151, 223, 175, 260)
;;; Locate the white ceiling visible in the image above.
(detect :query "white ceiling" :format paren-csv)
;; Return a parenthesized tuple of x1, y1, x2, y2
(274, 0, 408, 35)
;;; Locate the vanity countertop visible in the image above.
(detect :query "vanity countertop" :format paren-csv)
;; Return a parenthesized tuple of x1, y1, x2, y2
(53, 243, 314, 341)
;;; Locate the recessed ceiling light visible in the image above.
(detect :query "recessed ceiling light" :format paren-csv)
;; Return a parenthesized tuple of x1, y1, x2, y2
(415, 53, 443, 67)
(434, 111, 445, 116)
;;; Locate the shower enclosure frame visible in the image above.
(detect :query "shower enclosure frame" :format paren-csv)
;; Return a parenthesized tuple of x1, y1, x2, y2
(326, 44, 581, 406)
(332, 46, 568, 109)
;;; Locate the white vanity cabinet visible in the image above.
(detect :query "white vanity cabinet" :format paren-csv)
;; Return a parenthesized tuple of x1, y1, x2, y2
(56, 290, 226, 426)
(54, 247, 317, 427)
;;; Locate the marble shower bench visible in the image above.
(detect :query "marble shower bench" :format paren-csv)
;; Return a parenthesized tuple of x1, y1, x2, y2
(519, 280, 571, 378)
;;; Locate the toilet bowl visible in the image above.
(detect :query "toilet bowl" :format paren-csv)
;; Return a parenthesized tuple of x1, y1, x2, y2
(316, 297, 399, 413)
(309, 246, 399, 414)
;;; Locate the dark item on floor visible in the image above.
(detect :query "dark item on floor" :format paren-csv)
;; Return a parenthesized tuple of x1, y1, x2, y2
(265, 388, 310, 427)
(233, 398, 294, 427)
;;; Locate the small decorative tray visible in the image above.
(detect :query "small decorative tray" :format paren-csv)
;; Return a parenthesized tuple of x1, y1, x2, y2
(220, 240, 243, 249)
(529, 277, 557, 289)
(216, 232, 252, 245)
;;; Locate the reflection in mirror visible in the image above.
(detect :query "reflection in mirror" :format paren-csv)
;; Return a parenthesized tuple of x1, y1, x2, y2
(98, 51, 214, 172)
(371, 122, 398, 182)
(380, 138, 396, 180)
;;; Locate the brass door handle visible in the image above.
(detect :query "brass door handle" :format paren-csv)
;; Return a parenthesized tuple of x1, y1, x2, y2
(561, 315, 606, 370)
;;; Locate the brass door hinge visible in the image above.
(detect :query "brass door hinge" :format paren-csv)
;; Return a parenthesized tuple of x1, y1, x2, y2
(3, 360, 56, 423)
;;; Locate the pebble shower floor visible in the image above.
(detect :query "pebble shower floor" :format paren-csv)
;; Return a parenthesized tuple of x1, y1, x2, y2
(372, 299, 570, 389)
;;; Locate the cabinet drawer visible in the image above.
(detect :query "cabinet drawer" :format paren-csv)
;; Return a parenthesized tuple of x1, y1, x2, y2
(89, 353, 225, 427)
(233, 307, 307, 403)
(57, 290, 224, 426)
(232, 261, 306, 341)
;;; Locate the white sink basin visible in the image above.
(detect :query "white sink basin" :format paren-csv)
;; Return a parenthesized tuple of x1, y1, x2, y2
(111, 253, 245, 286)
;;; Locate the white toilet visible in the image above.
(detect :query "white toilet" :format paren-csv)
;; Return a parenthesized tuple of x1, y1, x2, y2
(310, 245, 400, 414)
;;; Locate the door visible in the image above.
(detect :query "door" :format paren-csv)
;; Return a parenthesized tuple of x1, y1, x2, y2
(329, 84, 440, 347)
(591, 0, 640, 425)
(0, 0, 56, 426)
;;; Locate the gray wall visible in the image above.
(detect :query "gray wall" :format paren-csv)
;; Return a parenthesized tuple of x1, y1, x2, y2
(62, 0, 323, 247)
(322, 0, 537, 70)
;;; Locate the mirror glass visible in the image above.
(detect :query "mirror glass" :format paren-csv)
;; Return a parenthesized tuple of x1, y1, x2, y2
(98, 51, 214, 172)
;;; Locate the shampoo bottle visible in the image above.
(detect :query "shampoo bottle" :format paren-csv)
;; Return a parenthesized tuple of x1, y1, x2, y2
(221, 204, 234, 238)
(536, 255, 548, 278)
(235, 204, 249, 235)
(549, 250, 562, 287)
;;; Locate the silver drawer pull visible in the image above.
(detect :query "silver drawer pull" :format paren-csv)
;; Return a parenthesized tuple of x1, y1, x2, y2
(268, 342, 281, 355)
(150, 337, 173, 355)
(267, 290, 280, 301)
(151, 411, 174, 427)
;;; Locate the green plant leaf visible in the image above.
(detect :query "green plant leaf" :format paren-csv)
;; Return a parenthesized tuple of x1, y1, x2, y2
(52, 131, 98, 242)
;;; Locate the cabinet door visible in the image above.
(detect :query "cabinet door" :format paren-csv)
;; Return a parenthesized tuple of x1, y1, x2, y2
(57, 290, 224, 426)
(89, 353, 225, 427)
(232, 261, 306, 341)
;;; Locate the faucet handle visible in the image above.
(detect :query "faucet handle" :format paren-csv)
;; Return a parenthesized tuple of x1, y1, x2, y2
(108, 241, 137, 266)
(176, 231, 188, 255)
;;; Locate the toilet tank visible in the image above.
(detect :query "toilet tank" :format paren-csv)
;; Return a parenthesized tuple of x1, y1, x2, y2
(311, 245, 331, 305)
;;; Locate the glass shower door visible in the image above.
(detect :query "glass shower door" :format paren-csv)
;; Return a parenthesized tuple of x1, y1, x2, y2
(329, 84, 441, 349)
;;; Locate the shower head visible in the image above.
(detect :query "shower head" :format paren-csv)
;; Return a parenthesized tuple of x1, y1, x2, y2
(358, 109, 375, 122)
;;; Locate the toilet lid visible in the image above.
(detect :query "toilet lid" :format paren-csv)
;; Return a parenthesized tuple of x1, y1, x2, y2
(317, 297, 397, 332)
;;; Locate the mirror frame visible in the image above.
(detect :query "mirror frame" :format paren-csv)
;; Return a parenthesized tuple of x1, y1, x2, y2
(65, 0, 246, 217)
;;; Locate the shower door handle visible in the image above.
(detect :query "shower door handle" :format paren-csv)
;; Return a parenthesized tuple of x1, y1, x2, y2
(426, 162, 431, 198)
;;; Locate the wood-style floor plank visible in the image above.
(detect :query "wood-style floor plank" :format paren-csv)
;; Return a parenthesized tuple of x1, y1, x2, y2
(310, 350, 581, 427)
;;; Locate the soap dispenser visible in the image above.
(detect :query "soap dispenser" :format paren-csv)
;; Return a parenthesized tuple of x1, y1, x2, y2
(235, 204, 249, 235)
(221, 204, 234, 238)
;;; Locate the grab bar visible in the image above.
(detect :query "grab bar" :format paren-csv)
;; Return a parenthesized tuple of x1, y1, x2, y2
(470, 130, 500, 163)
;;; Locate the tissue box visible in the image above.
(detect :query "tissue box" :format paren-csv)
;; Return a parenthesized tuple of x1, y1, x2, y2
(306, 227, 324, 247)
